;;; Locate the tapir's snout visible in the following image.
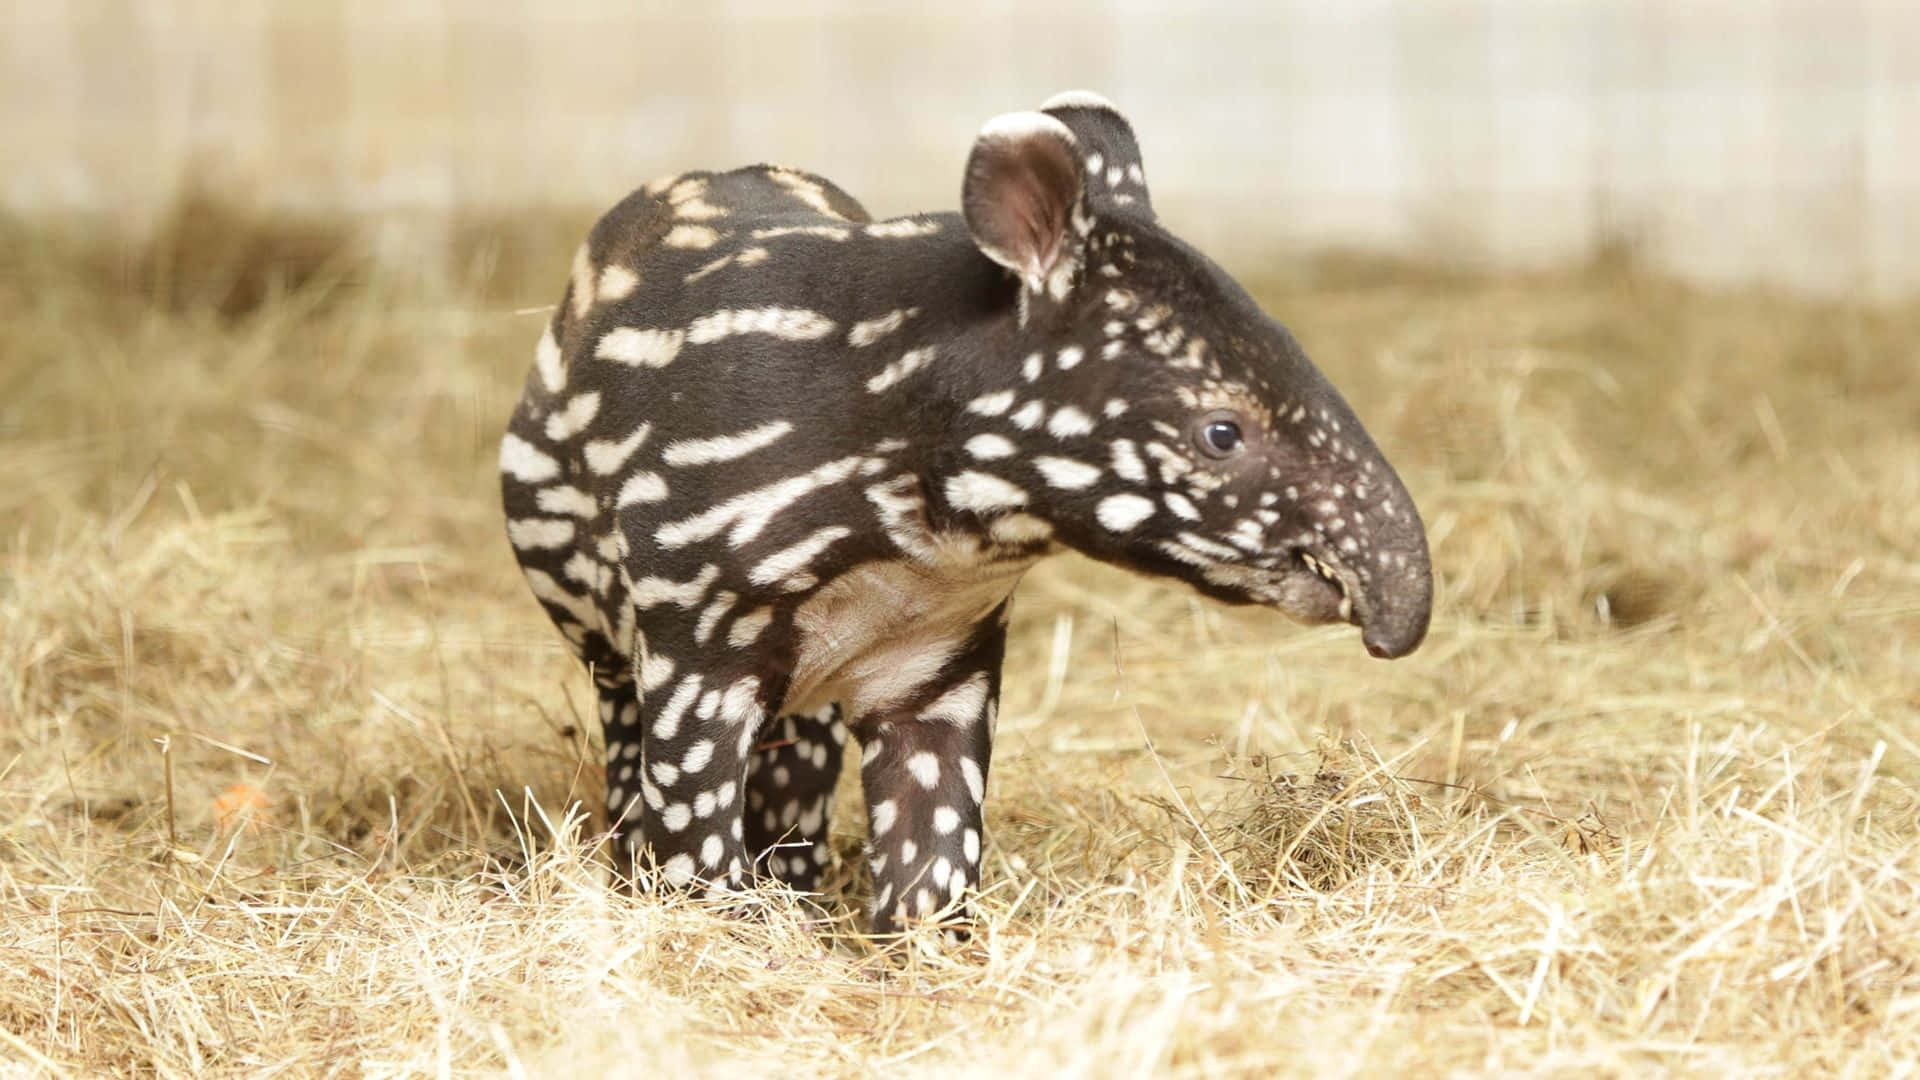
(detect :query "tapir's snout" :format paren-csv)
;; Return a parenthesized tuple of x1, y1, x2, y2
(1354, 480, 1432, 660)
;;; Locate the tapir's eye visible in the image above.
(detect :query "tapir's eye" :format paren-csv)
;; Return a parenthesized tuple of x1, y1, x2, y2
(1196, 412, 1245, 458)
(1203, 421, 1241, 454)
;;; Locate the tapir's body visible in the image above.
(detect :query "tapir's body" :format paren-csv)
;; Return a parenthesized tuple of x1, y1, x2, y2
(502, 92, 1432, 934)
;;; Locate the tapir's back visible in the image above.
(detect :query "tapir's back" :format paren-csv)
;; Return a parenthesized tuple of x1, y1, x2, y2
(499, 163, 994, 682)
(545, 164, 877, 398)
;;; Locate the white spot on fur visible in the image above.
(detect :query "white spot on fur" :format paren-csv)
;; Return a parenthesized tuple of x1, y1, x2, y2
(728, 606, 774, 648)
(687, 307, 836, 344)
(661, 852, 696, 885)
(907, 752, 941, 790)
(660, 803, 692, 832)
(848, 307, 919, 347)
(523, 568, 596, 629)
(656, 455, 865, 549)
(933, 806, 961, 835)
(694, 589, 736, 644)
(866, 346, 937, 393)
(871, 799, 898, 838)
(1096, 493, 1155, 532)
(543, 391, 601, 442)
(751, 224, 850, 242)
(749, 525, 852, 588)
(1034, 456, 1101, 489)
(863, 218, 941, 238)
(534, 325, 565, 393)
(597, 264, 639, 302)
(597, 327, 685, 368)
(562, 552, 613, 594)
(568, 244, 595, 320)
(663, 224, 720, 249)
(585, 423, 651, 475)
(960, 758, 985, 805)
(768, 168, 843, 217)
(1163, 492, 1201, 520)
(967, 390, 1016, 417)
(662, 420, 793, 467)
(1047, 406, 1095, 438)
(616, 471, 668, 506)
(630, 564, 719, 610)
(536, 485, 598, 518)
(682, 740, 714, 774)
(720, 676, 762, 727)
(499, 434, 560, 484)
(945, 471, 1029, 514)
(1109, 439, 1147, 483)
(1010, 401, 1046, 430)
(639, 651, 675, 692)
(685, 251, 737, 284)
(508, 518, 574, 549)
(966, 434, 1016, 460)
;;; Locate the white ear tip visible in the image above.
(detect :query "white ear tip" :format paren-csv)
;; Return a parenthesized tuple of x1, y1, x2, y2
(1040, 89, 1120, 114)
(978, 110, 1079, 147)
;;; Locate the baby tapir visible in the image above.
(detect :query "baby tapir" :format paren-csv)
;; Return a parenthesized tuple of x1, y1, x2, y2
(500, 91, 1432, 935)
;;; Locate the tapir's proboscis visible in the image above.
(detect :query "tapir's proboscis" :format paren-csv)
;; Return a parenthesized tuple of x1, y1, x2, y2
(501, 91, 1433, 935)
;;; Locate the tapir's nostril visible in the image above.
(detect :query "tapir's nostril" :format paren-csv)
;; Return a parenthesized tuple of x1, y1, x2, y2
(1361, 618, 1426, 660)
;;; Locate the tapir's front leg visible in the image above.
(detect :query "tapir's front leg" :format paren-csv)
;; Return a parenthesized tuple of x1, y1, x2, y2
(856, 620, 1004, 936)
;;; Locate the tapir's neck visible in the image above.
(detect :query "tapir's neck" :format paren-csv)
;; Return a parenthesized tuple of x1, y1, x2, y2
(843, 215, 1030, 431)
(836, 216, 1063, 554)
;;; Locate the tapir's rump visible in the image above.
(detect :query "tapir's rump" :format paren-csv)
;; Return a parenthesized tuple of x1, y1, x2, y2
(501, 91, 1432, 935)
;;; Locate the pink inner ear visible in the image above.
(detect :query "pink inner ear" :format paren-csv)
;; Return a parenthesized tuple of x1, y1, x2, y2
(962, 116, 1083, 282)
(1011, 149, 1066, 275)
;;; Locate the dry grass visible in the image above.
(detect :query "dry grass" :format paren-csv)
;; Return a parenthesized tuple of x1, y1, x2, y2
(2, 199, 1917, 1078)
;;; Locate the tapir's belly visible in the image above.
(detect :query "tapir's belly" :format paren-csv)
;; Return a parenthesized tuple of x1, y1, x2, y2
(780, 558, 1028, 722)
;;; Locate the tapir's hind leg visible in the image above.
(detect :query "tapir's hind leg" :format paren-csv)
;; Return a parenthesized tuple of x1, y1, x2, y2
(596, 671, 645, 879)
(743, 705, 848, 893)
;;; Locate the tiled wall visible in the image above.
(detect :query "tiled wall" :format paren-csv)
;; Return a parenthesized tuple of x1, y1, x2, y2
(4, 1, 1914, 296)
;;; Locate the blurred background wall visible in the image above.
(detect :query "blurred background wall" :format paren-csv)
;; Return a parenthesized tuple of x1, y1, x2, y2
(4, 0, 1915, 297)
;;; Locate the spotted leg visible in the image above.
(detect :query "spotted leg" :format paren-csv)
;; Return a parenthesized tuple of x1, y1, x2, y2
(596, 671, 647, 878)
(857, 634, 1002, 936)
(630, 671, 768, 891)
(743, 705, 848, 892)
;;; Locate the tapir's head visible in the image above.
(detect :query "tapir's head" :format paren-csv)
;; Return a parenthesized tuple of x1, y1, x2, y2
(957, 91, 1432, 658)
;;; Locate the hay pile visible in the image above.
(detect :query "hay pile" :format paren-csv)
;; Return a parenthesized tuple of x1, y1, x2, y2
(2, 202, 1916, 1075)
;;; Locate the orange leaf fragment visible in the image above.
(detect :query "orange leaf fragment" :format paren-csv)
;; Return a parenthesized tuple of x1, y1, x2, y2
(214, 783, 272, 833)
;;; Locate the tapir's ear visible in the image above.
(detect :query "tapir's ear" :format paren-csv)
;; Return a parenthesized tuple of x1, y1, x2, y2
(1040, 89, 1154, 219)
(962, 112, 1085, 295)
